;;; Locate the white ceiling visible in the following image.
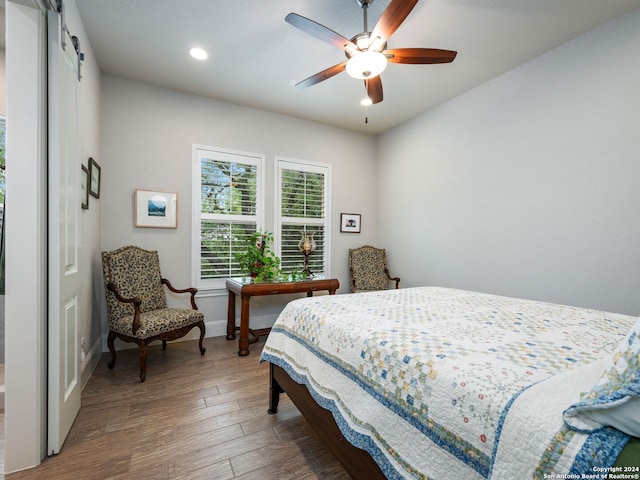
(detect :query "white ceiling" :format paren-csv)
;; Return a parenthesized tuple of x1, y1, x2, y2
(70, 0, 638, 134)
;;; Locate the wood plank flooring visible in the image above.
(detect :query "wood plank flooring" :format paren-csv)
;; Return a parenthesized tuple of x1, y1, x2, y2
(4, 336, 352, 479)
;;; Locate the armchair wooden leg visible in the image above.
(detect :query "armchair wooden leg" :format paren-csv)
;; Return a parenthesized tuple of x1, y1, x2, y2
(107, 331, 117, 370)
(162, 340, 167, 351)
(197, 321, 206, 355)
(138, 342, 147, 383)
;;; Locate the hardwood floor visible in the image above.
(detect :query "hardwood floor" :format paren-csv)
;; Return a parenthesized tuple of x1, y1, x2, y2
(4, 336, 351, 479)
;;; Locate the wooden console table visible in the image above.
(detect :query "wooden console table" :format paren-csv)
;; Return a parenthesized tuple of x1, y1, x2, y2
(226, 276, 340, 356)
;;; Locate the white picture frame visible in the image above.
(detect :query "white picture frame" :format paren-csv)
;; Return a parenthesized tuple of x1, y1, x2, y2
(134, 189, 178, 228)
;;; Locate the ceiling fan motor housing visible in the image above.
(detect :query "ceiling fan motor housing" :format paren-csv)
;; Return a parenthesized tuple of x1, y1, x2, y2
(345, 33, 387, 58)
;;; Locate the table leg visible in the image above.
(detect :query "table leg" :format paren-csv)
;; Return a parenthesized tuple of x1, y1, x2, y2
(238, 294, 251, 356)
(226, 290, 236, 340)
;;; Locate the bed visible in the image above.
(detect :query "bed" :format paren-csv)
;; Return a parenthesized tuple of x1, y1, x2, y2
(260, 287, 640, 479)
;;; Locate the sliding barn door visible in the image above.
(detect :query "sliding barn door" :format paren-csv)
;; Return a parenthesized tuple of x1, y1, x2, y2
(47, 9, 82, 454)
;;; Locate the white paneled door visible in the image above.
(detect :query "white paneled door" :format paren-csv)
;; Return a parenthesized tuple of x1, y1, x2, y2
(47, 9, 82, 454)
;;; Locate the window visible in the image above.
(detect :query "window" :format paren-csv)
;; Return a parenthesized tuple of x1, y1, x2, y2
(193, 146, 264, 289)
(276, 157, 330, 276)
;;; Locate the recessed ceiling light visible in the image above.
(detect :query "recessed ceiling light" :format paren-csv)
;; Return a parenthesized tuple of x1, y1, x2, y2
(189, 47, 208, 60)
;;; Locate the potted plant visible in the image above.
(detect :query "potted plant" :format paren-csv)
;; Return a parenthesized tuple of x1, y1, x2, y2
(235, 230, 281, 282)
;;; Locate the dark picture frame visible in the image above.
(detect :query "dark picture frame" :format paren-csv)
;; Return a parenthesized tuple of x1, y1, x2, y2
(88, 157, 101, 198)
(81, 164, 89, 209)
(340, 213, 361, 233)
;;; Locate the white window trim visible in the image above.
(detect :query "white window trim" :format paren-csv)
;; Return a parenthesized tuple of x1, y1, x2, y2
(274, 156, 332, 277)
(192, 144, 265, 293)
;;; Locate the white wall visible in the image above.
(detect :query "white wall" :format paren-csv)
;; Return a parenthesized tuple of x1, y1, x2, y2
(4, 0, 102, 472)
(377, 8, 640, 316)
(100, 76, 378, 338)
(69, 0, 103, 385)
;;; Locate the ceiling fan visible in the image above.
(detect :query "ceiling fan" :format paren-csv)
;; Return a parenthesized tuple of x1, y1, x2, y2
(285, 0, 457, 105)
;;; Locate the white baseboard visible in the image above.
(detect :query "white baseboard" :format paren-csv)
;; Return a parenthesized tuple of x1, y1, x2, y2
(99, 313, 279, 353)
(81, 336, 104, 390)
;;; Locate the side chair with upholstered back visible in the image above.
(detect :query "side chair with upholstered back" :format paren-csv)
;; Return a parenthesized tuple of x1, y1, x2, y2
(101, 245, 206, 382)
(348, 245, 401, 293)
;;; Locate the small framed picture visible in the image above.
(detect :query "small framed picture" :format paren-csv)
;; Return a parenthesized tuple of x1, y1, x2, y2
(340, 213, 361, 233)
(88, 157, 101, 198)
(134, 189, 178, 228)
(81, 164, 89, 209)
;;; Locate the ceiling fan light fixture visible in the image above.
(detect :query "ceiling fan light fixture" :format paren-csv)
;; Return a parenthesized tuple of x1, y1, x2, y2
(346, 50, 387, 79)
(360, 96, 373, 106)
(368, 36, 385, 52)
(354, 35, 371, 50)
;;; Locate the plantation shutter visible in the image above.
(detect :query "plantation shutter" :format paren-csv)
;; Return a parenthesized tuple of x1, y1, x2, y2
(278, 160, 329, 275)
(195, 147, 263, 286)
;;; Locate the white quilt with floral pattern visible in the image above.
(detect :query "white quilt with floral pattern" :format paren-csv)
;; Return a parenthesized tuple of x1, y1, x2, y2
(260, 287, 636, 479)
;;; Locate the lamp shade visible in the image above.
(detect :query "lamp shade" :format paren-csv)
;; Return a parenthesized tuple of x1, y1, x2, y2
(298, 231, 316, 253)
(346, 51, 387, 80)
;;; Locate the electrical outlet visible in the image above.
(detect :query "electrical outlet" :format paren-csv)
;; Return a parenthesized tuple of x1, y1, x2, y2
(81, 337, 85, 349)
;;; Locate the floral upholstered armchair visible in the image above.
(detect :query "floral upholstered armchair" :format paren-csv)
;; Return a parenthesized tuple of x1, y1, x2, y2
(348, 245, 401, 293)
(101, 246, 206, 382)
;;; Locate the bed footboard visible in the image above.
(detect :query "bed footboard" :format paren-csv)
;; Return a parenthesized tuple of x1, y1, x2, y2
(268, 363, 386, 480)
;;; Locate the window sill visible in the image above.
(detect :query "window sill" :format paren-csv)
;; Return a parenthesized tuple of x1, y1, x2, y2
(195, 286, 229, 298)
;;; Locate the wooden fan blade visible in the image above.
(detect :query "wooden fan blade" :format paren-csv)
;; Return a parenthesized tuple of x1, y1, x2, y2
(285, 13, 357, 51)
(365, 76, 383, 104)
(384, 48, 457, 64)
(295, 61, 348, 88)
(370, 0, 419, 45)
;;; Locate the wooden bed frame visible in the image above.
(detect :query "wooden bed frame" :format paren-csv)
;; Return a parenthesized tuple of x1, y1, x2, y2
(268, 363, 386, 479)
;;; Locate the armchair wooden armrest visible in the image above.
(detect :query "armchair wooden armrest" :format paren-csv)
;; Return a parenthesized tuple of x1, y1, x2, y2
(106, 282, 143, 334)
(384, 268, 401, 289)
(161, 278, 199, 310)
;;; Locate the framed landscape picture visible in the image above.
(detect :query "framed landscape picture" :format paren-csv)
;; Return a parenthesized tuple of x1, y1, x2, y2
(134, 189, 177, 228)
(340, 213, 361, 233)
(81, 164, 89, 209)
(88, 157, 101, 198)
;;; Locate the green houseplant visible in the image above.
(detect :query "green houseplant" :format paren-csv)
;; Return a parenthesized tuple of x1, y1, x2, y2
(235, 231, 281, 282)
